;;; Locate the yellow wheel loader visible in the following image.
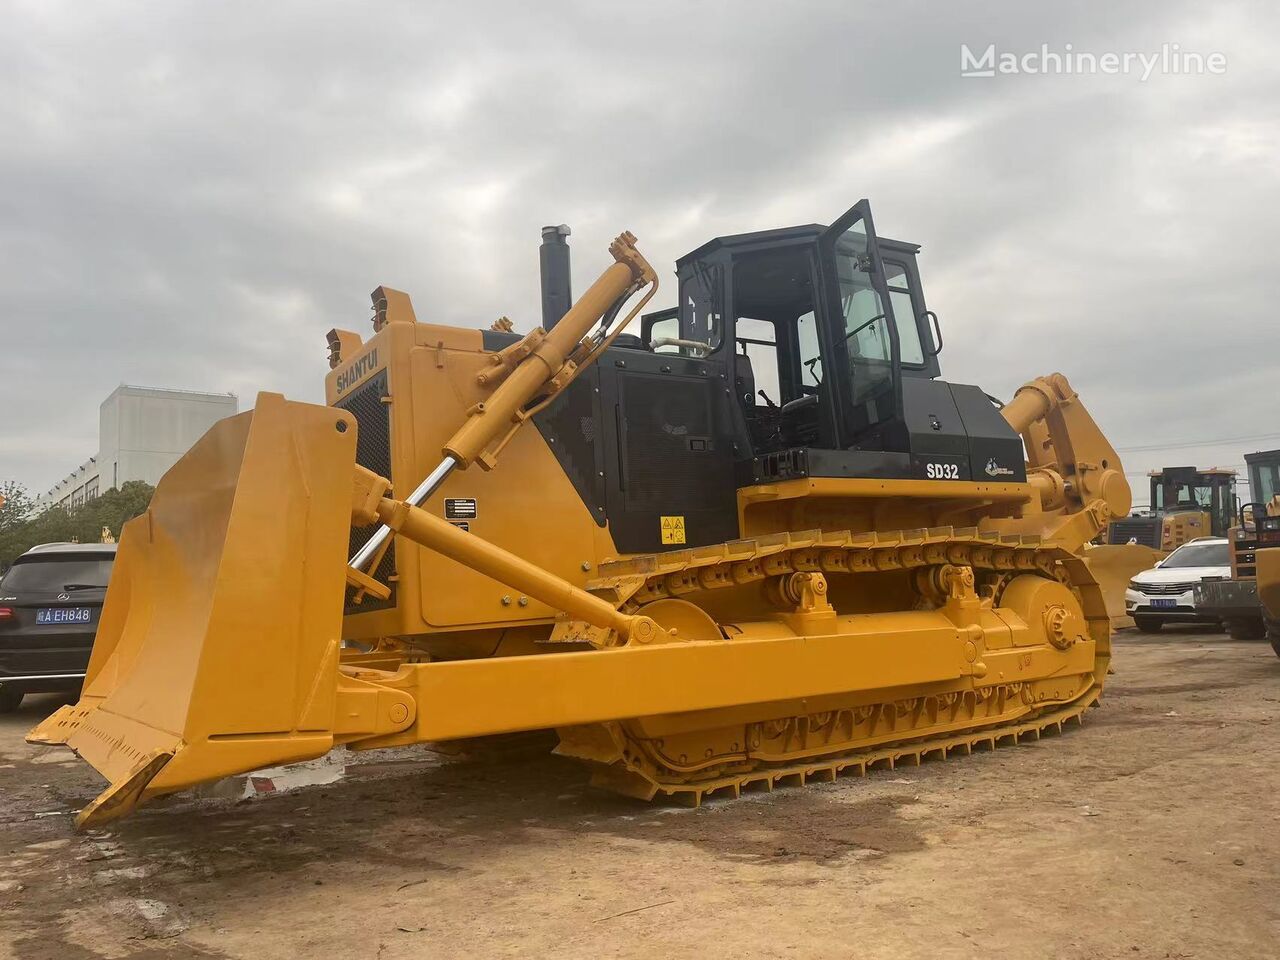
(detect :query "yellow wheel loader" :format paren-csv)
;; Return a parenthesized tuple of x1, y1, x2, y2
(1087, 466, 1238, 626)
(1259, 512, 1280, 656)
(31, 201, 1133, 830)
(1191, 451, 1279, 639)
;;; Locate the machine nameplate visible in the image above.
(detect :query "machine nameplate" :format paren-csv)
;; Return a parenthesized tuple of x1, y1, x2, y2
(445, 498, 478, 520)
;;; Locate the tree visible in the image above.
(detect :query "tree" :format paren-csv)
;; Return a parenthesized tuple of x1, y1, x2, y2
(0, 480, 34, 532)
(0, 481, 155, 570)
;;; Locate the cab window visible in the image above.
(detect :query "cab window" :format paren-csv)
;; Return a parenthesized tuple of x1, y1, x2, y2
(883, 260, 925, 365)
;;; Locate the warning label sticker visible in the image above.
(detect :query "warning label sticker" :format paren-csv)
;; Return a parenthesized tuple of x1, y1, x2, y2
(660, 515, 686, 545)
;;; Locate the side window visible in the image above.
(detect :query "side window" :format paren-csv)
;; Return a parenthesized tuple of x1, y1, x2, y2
(647, 314, 681, 354)
(796, 310, 821, 386)
(681, 263, 724, 352)
(883, 261, 925, 365)
(736, 317, 780, 407)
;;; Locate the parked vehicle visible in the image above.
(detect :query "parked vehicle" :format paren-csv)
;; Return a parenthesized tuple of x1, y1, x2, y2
(1124, 537, 1231, 632)
(0, 542, 116, 712)
(1194, 448, 1280, 641)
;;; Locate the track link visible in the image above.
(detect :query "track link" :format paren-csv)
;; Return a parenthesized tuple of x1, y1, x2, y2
(560, 523, 1110, 803)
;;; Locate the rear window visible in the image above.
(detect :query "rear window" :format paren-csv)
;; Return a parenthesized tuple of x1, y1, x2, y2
(1162, 542, 1228, 568)
(0, 556, 114, 592)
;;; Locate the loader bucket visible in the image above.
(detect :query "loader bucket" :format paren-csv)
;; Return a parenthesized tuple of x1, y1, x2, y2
(1083, 542, 1165, 627)
(28, 393, 359, 829)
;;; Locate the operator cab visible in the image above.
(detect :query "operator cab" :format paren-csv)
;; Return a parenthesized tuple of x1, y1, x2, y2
(639, 200, 1020, 486)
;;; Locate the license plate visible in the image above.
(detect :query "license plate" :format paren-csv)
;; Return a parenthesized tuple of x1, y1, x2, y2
(36, 607, 92, 625)
(1150, 598, 1177, 609)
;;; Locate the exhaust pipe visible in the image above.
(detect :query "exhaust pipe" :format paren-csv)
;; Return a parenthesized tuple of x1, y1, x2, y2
(540, 224, 572, 330)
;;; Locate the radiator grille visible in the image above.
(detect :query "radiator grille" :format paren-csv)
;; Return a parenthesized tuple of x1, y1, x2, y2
(334, 370, 396, 612)
(621, 373, 723, 512)
(1136, 581, 1197, 596)
(1108, 517, 1159, 548)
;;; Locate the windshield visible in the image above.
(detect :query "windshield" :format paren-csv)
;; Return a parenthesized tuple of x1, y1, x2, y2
(1161, 542, 1228, 568)
(0, 556, 114, 592)
(1252, 461, 1279, 504)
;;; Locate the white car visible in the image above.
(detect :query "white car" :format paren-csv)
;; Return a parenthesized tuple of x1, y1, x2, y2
(1124, 537, 1232, 633)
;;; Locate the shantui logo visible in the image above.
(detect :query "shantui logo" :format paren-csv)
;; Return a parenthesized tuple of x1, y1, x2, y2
(336, 348, 379, 395)
(985, 458, 1015, 478)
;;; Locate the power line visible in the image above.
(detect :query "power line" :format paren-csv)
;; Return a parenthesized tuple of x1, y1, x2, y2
(1124, 464, 1247, 477)
(1113, 432, 1280, 454)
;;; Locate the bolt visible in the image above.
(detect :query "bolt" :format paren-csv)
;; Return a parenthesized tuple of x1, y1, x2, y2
(518, 596, 529, 607)
(581, 561, 591, 571)
(501, 595, 512, 606)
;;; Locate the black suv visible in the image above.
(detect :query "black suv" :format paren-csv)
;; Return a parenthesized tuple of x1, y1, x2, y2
(0, 542, 116, 712)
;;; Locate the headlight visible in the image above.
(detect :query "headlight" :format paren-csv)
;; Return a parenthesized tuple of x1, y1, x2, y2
(1128, 580, 1142, 590)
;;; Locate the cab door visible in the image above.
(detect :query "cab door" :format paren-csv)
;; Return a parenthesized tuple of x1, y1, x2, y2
(815, 200, 903, 446)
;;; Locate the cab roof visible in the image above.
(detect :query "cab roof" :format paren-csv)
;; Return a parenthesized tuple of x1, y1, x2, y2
(677, 223, 919, 267)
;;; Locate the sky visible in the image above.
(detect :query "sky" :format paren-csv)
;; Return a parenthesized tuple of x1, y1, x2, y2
(2, 0, 1278, 505)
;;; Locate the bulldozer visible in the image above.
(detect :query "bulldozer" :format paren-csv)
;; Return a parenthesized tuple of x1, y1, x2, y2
(30, 200, 1133, 830)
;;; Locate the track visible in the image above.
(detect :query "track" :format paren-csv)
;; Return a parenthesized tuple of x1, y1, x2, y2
(562, 524, 1110, 803)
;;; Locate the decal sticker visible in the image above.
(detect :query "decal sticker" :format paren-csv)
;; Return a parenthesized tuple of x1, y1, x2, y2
(445, 498, 478, 520)
(450, 521, 471, 532)
(984, 458, 1016, 478)
(660, 515, 686, 545)
(925, 462, 961, 480)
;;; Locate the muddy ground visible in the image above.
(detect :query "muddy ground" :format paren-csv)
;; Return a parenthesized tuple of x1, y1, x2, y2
(1, 628, 1277, 959)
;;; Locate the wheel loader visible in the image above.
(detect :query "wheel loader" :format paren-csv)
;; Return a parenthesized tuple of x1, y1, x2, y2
(1086, 466, 1238, 626)
(1195, 449, 1280, 645)
(30, 200, 1133, 830)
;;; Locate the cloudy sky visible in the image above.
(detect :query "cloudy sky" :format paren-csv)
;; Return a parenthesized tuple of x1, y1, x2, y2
(3, 0, 1278, 505)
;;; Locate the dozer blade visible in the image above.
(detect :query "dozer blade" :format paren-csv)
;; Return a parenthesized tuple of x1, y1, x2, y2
(1083, 542, 1164, 627)
(28, 393, 360, 830)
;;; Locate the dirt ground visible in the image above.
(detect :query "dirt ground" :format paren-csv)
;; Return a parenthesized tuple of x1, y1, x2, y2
(1, 628, 1277, 960)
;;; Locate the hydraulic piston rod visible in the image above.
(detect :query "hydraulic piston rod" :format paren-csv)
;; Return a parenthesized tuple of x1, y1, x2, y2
(349, 232, 655, 573)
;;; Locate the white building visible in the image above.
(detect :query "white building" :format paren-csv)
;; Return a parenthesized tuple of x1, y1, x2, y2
(39, 385, 238, 510)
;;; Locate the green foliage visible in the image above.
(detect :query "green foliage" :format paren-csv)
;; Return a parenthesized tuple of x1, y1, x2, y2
(0, 480, 35, 532)
(0, 481, 154, 570)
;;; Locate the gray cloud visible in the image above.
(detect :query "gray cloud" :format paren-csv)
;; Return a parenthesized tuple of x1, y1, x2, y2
(2, 0, 1278, 502)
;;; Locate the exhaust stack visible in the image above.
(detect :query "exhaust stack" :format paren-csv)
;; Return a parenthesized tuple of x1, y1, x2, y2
(539, 224, 572, 330)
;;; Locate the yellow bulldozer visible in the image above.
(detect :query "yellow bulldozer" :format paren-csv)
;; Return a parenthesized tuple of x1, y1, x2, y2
(31, 201, 1133, 830)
